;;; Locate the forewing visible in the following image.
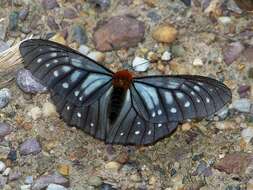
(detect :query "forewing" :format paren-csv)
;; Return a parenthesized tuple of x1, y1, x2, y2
(107, 90, 178, 145)
(131, 75, 232, 123)
(19, 39, 114, 140)
(19, 39, 113, 106)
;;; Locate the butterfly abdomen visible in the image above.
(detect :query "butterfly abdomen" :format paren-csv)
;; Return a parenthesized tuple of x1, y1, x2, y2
(109, 70, 133, 124)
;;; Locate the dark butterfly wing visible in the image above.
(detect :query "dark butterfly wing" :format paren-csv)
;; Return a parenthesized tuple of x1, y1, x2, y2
(19, 39, 114, 140)
(131, 75, 232, 123)
(107, 90, 178, 145)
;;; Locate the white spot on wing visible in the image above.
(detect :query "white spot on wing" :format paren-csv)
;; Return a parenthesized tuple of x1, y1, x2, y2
(194, 85, 200, 92)
(135, 131, 140, 135)
(46, 63, 50, 67)
(176, 92, 184, 99)
(50, 52, 57, 57)
(152, 112, 156, 117)
(137, 121, 141, 125)
(157, 109, 162, 115)
(120, 132, 124, 136)
(66, 106, 70, 110)
(170, 107, 177, 113)
(77, 112, 81, 118)
(62, 82, 69, 88)
(53, 71, 59, 77)
(206, 98, 210, 103)
(191, 91, 195, 96)
(90, 123, 94, 127)
(184, 101, 190, 108)
(74, 91, 80, 96)
(158, 123, 162, 127)
(148, 130, 152, 135)
(196, 98, 200, 103)
(37, 58, 42, 63)
(53, 59, 58, 63)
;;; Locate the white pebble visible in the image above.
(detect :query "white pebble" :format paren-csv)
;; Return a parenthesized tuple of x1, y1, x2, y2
(28, 107, 42, 120)
(47, 184, 68, 190)
(20, 185, 31, 190)
(241, 127, 253, 143)
(87, 51, 105, 62)
(78, 45, 90, 55)
(161, 51, 172, 61)
(192, 57, 203, 66)
(0, 161, 6, 172)
(42, 102, 57, 117)
(3, 167, 11, 176)
(218, 16, 232, 25)
(132, 56, 150, 72)
(232, 99, 251, 113)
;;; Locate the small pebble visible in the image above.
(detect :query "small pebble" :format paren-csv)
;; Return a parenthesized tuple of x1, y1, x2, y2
(19, 7, 29, 21)
(78, 45, 90, 55)
(20, 185, 31, 190)
(248, 68, 253, 79)
(25, 176, 33, 184)
(161, 51, 172, 61)
(105, 161, 121, 172)
(57, 164, 70, 176)
(8, 171, 21, 181)
(241, 127, 253, 143)
(0, 161, 6, 172)
(0, 122, 12, 138)
(32, 173, 69, 189)
(218, 16, 232, 25)
(63, 8, 78, 19)
(223, 42, 245, 65)
(20, 138, 41, 156)
(232, 99, 251, 113)
(16, 69, 47, 94)
(50, 33, 66, 45)
(192, 57, 204, 66)
(181, 123, 192, 131)
(99, 183, 117, 190)
(47, 184, 68, 190)
(71, 25, 87, 44)
(28, 107, 42, 120)
(88, 0, 111, 10)
(87, 51, 106, 62)
(0, 176, 7, 188)
(152, 24, 177, 43)
(8, 11, 19, 31)
(132, 57, 150, 72)
(0, 41, 9, 52)
(7, 148, 17, 161)
(42, 102, 57, 117)
(2, 168, 11, 176)
(247, 179, 253, 190)
(87, 176, 103, 187)
(41, 0, 59, 10)
(0, 88, 11, 109)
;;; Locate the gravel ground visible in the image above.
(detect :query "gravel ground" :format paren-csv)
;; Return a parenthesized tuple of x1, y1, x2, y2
(0, 0, 253, 189)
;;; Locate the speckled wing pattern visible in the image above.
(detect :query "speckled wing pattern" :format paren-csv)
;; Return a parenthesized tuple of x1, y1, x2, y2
(19, 39, 232, 145)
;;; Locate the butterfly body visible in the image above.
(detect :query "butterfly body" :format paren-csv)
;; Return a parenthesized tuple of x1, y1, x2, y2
(19, 39, 232, 145)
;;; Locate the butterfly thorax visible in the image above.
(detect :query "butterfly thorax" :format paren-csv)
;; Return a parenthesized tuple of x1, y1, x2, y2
(112, 70, 133, 90)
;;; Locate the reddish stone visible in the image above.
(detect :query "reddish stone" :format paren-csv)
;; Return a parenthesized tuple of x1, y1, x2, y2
(223, 42, 245, 65)
(93, 15, 145, 52)
(214, 152, 253, 175)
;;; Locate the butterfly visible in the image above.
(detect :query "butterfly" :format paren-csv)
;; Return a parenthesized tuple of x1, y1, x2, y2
(19, 39, 232, 145)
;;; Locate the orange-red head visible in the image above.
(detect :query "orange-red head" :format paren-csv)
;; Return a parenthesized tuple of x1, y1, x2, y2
(112, 70, 133, 90)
